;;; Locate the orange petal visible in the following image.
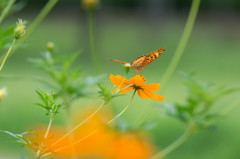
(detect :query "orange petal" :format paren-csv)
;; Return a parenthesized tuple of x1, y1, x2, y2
(110, 74, 130, 88)
(144, 84, 160, 91)
(144, 90, 166, 101)
(120, 87, 133, 94)
(130, 75, 146, 87)
(137, 90, 150, 99)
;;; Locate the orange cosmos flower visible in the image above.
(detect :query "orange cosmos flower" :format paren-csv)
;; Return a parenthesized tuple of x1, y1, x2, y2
(110, 74, 166, 101)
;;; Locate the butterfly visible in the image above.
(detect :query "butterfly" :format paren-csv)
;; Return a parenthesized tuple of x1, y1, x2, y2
(109, 48, 165, 72)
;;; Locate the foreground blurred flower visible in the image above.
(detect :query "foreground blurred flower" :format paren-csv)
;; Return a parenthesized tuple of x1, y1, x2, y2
(14, 19, 26, 40)
(0, 87, 7, 102)
(26, 110, 152, 158)
(110, 74, 166, 101)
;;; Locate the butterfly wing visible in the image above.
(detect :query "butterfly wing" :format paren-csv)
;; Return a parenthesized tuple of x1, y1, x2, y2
(131, 48, 165, 71)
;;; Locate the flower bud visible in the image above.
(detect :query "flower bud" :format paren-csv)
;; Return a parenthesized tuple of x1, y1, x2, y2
(14, 19, 26, 40)
(124, 63, 131, 75)
(46, 42, 55, 53)
(0, 87, 7, 102)
(81, 0, 99, 11)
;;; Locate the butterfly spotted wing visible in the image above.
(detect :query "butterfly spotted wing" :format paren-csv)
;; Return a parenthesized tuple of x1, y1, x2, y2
(109, 48, 165, 72)
(131, 48, 165, 72)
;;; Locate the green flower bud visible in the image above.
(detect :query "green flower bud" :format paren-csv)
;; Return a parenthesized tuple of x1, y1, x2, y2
(14, 19, 26, 40)
(46, 42, 55, 53)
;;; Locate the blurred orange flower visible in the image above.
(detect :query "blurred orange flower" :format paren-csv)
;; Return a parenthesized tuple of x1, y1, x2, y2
(27, 110, 153, 159)
(110, 74, 166, 101)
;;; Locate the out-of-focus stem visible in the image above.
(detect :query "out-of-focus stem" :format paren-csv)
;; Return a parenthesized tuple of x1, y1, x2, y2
(107, 90, 136, 124)
(87, 11, 102, 73)
(11, 0, 58, 55)
(0, 39, 16, 72)
(26, 0, 58, 39)
(151, 124, 196, 159)
(160, 0, 201, 92)
(0, 0, 16, 25)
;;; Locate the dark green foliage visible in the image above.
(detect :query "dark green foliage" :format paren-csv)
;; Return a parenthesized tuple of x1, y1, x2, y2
(161, 73, 239, 129)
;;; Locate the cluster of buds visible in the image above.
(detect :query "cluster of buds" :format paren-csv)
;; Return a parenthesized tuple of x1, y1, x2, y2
(14, 19, 26, 40)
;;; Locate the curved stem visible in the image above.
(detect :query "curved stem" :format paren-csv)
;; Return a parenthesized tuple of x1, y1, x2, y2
(151, 124, 196, 159)
(11, 0, 58, 55)
(160, 0, 201, 92)
(107, 90, 136, 124)
(0, 39, 16, 72)
(26, 0, 58, 39)
(35, 115, 54, 159)
(50, 101, 107, 147)
(0, 0, 16, 25)
(87, 11, 102, 73)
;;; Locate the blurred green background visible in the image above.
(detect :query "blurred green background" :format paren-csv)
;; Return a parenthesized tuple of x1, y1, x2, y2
(0, 0, 240, 158)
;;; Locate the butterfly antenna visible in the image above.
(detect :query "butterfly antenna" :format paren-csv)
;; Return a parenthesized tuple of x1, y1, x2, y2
(109, 59, 130, 65)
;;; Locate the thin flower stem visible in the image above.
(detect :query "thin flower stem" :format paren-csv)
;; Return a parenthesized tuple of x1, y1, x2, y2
(35, 115, 54, 159)
(0, 39, 16, 72)
(87, 11, 102, 73)
(44, 116, 53, 139)
(0, 0, 16, 25)
(160, 0, 201, 92)
(11, 0, 58, 55)
(42, 91, 136, 158)
(108, 90, 136, 124)
(50, 101, 108, 147)
(151, 124, 196, 159)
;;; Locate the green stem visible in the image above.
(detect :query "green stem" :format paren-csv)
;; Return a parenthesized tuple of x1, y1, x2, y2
(44, 116, 53, 139)
(11, 0, 58, 55)
(0, 39, 16, 72)
(107, 90, 136, 124)
(26, 0, 58, 39)
(151, 124, 196, 159)
(35, 115, 54, 159)
(87, 11, 102, 73)
(160, 0, 201, 92)
(50, 101, 107, 147)
(0, 0, 16, 25)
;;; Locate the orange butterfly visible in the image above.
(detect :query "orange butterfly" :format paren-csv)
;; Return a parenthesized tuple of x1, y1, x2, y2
(109, 48, 165, 72)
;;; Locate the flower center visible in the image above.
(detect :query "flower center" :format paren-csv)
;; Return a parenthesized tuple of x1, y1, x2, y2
(133, 85, 143, 91)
